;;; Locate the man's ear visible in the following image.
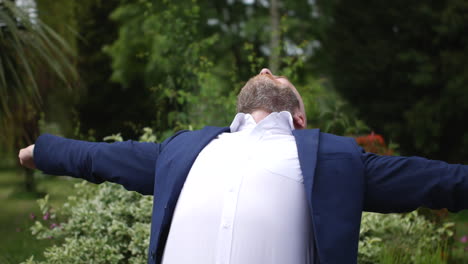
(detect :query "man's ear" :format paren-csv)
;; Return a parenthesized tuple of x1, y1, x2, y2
(293, 112, 306, 129)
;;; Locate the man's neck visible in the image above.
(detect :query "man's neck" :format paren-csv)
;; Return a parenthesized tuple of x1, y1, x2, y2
(251, 110, 271, 123)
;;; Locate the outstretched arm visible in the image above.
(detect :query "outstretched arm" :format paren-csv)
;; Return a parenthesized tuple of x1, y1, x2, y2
(362, 151, 468, 213)
(19, 134, 161, 195)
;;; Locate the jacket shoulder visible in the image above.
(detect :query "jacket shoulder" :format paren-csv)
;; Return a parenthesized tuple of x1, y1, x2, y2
(160, 126, 230, 149)
(318, 131, 361, 155)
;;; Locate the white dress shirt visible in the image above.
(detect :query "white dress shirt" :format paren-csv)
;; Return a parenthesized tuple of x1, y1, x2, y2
(161, 111, 313, 264)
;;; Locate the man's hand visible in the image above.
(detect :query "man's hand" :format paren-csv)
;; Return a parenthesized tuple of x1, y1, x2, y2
(18, 144, 36, 169)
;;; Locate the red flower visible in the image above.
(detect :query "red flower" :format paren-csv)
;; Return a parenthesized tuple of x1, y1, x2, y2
(355, 132, 393, 155)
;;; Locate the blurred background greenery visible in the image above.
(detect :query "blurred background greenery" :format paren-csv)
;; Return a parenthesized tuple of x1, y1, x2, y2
(2, 0, 468, 263)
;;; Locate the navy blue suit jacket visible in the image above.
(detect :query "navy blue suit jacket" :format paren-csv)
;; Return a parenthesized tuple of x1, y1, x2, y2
(34, 127, 468, 264)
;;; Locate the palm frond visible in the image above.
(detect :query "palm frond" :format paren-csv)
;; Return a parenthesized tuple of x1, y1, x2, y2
(0, 0, 78, 149)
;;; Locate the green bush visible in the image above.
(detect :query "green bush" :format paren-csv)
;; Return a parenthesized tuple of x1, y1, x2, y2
(23, 182, 151, 264)
(24, 181, 453, 263)
(359, 211, 453, 264)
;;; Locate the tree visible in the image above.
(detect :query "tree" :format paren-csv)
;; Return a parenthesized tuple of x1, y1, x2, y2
(70, 0, 330, 139)
(0, 0, 77, 191)
(316, 0, 468, 162)
(269, 0, 280, 73)
(71, 0, 138, 140)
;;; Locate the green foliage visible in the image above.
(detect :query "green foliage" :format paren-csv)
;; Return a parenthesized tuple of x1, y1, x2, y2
(379, 246, 446, 264)
(0, 169, 57, 263)
(33, 0, 79, 138)
(72, 0, 327, 140)
(0, 0, 77, 151)
(73, 0, 145, 140)
(358, 212, 453, 264)
(316, 0, 468, 162)
(104, 0, 220, 135)
(0, 1, 76, 113)
(138, 127, 157, 143)
(103, 133, 123, 143)
(298, 76, 369, 135)
(23, 182, 152, 264)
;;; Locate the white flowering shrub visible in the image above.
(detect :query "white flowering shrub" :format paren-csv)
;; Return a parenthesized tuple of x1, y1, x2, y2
(22, 182, 152, 264)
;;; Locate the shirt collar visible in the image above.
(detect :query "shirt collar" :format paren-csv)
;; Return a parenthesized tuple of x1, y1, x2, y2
(229, 111, 295, 135)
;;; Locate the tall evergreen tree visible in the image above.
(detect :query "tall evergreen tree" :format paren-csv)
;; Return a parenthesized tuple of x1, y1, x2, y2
(317, 0, 468, 162)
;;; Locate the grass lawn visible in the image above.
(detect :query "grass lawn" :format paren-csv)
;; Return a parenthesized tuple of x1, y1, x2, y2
(0, 168, 80, 263)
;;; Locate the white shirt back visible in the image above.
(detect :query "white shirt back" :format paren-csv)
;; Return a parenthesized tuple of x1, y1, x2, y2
(162, 111, 313, 264)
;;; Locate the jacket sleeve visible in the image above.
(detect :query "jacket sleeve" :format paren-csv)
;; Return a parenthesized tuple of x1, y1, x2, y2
(34, 133, 162, 195)
(362, 150, 468, 213)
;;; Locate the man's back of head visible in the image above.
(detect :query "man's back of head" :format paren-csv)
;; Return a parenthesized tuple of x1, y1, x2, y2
(237, 74, 300, 115)
(237, 69, 307, 129)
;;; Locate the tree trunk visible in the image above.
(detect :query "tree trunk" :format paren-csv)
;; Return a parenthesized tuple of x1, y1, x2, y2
(23, 167, 36, 192)
(269, 0, 280, 73)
